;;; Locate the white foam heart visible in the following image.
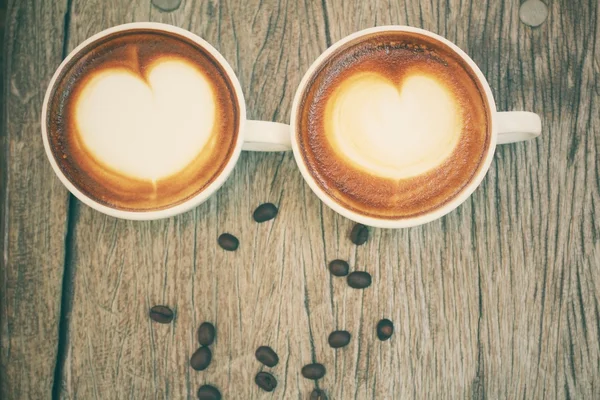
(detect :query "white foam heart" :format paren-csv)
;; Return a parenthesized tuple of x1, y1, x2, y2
(327, 72, 462, 179)
(75, 58, 216, 182)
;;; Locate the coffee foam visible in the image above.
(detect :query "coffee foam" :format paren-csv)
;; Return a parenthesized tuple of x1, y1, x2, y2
(75, 59, 216, 182)
(47, 30, 239, 211)
(326, 71, 462, 179)
(297, 32, 490, 219)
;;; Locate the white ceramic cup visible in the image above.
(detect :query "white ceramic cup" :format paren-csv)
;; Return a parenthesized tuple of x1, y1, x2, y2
(41, 22, 292, 220)
(289, 26, 542, 229)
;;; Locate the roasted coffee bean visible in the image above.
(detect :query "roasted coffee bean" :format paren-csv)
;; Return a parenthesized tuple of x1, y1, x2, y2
(310, 389, 328, 400)
(350, 223, 369, 245)
(197, 384, 221, 400)
(149, 305, 174, 323)
(197, 322, 216, 346)
(377, 319, 394, 341)
(218, 233, 239, 251)
(328, 330, 351, 348)
(255, 372, 278, 392)
(253, 203, 278, 223)
(328, 259, 349, 277)
(347, 271, 372, 289)
(255, 346, 279, 367)
(301, 363, 326, 380)
(190, 346, 212, 371)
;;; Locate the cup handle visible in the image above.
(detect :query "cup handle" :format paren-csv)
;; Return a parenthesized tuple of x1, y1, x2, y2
(242, 120, 292, 151)
(496, 111, 542, 145)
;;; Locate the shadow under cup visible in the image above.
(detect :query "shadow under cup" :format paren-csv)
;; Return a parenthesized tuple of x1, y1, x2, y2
(295, 30, 493, 221)
(44, 28, 240, 212)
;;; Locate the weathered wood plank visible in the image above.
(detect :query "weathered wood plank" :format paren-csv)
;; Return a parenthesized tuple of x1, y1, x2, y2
(43, 0, 600, 399)
(327, 1, 600, 398)
(0, 0, 70, 398)
(58, 0, 329, 398)
(322, 0, 599, 398)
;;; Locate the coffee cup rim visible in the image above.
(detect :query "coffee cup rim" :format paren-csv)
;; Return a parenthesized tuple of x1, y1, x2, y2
(290, 25, 498, 229)
(41, 22, 247, 220)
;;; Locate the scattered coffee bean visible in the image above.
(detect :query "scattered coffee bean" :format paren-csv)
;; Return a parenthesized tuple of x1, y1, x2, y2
(301, 363, 326, 380)
(310, 389, 328, 400)
(197, 384, 221, 400)
(350, 223, 369, 245)
(253, 203, 278, 223)
(255, 371, 278, 392)
(328, 259, 349, 277)
(218, 233, 239, 251)
(328, 330, 351, 348)
(190, 346, 212, 371)
(347, 271, 372, 289)
(255, 346, 279, 367)
(377, 319, 394, 341)
(197, 322, 216, 346)
(149, 305, 174, 323)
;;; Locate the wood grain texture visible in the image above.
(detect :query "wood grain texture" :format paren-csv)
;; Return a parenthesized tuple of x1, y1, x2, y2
(2, 0, 598, 399)
(0, 0, 70, 398)
(322, 1, 600, 398)
(57, 0, 329, 398)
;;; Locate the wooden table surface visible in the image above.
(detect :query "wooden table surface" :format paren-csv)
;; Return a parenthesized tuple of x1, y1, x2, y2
(1, 0, 599, 398)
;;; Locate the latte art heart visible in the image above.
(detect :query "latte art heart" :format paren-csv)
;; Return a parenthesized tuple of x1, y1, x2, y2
(47, 30, 239, 211)
(326, 72, 462, 179)
(75, 58, 216, 182)
(297, 31, 490, 219)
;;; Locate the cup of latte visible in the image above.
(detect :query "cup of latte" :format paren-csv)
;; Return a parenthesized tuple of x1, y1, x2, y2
(41, 23, 290, 220)
(290, 26, 541, 228)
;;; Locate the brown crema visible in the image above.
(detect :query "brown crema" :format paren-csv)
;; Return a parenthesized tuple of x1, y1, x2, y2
(46, 30, 239, 211)
(297, 31, 491, 219)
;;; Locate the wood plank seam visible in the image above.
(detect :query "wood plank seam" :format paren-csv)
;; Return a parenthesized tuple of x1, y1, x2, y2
(51, 0, 76, 398)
